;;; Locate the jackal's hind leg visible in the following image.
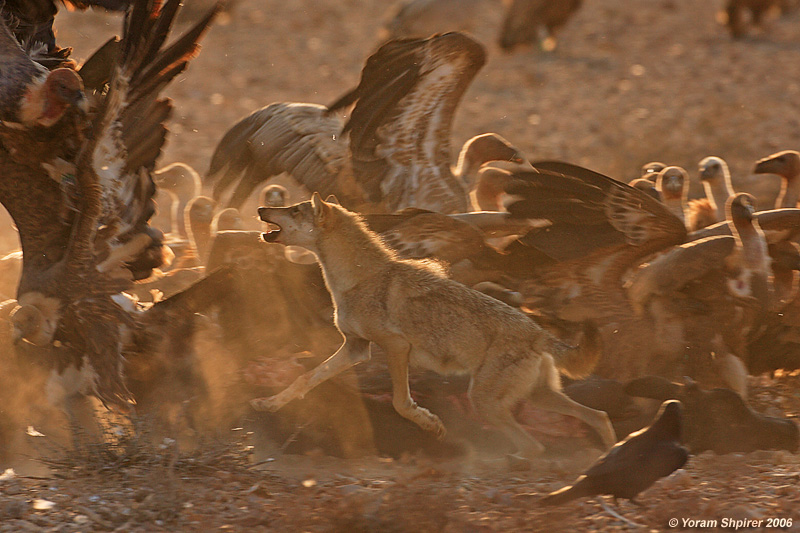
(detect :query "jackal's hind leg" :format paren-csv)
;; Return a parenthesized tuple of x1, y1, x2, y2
(250, 337, 370, 412)
(529, 387, 617, 450)
(470, 384, 546, 459)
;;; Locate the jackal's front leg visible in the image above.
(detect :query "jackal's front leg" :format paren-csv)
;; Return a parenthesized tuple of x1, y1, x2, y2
(250, 337, 370, 412)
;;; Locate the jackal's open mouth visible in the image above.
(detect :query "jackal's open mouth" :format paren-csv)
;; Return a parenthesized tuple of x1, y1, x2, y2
(262, 223, 282, 243)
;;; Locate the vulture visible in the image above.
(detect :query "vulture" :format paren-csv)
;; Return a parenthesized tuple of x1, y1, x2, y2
(753, 150, 800, 209)
(151, 162, 202, 239)
(261, 183, 289, 208)
(655, 166, 688, 226)
(640, 161, 666, 183)
(206, 32, 526, 214)
(0, 0, 219, 409)
(211, 207, 244, 234)
(497, 162, 797, 393)
(498, 0, 582, 52)
(183, 196, 216, 266)
(686, 156, 734, 232)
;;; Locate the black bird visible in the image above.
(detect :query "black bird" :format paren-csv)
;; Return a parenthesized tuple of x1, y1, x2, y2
(542, 400, 688, 506)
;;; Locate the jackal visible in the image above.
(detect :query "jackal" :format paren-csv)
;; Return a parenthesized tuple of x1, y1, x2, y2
(253, 193, 616, 457)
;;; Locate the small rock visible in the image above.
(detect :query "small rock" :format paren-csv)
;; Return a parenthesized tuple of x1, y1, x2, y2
(31, 499, 55, 511)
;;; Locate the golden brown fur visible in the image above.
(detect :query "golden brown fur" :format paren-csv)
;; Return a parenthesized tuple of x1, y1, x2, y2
(251, 193, 616, 458)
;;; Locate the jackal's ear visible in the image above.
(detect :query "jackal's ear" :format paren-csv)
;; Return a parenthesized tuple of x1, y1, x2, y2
(311, 192, 326, 221)
(324, 194, 340, 205)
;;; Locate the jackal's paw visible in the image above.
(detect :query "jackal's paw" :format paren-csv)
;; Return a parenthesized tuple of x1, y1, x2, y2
(422, 415, 446, 440)
(250, 395, 285, 412)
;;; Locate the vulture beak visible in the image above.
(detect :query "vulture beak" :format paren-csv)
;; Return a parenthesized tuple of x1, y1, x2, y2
(74, 91, 89, 114)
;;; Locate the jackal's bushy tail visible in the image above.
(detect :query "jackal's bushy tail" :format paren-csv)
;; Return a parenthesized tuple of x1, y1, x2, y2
(548, 322, 602, 379)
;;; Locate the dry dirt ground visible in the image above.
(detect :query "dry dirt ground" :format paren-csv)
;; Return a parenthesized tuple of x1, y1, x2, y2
(2, 0, 800, 531)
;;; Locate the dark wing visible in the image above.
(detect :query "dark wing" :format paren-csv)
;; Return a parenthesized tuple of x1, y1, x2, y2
(505, 164, 687, 263)
(582, 400, 686, 493)
(330, 32, 486, 213)
(626, 236, 736, 313)
(205, 103, 357, 209)
(78, 37, 121, 93)
(365, 209, 489, 264)
(66, 0, 219, 285)
(500, 164, 687, 380)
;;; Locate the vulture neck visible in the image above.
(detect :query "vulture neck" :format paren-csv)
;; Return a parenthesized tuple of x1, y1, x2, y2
(703, 177, 733, 223)
(732, 216, 769, 273)
(471, 168, 510, 211)
(663, 194, 686, 224)
(187, 217, 212, 264)
(453, 151, 482, 192)
(777, 175, 800, 209)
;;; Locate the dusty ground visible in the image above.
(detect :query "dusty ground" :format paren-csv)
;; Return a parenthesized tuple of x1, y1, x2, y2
(1, 0, 800, 531)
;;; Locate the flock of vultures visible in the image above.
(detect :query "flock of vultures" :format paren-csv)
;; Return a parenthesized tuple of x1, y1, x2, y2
(0, 0, 799, 528)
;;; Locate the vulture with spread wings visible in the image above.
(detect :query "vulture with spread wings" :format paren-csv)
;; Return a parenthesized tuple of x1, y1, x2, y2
(498, 162, 799, 392)
(0, 0, 218, 409)
(206, 32, 526, 214)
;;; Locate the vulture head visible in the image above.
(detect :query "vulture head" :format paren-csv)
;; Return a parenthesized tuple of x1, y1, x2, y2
(698, 156, 729, 184)
(754, 150, 800, 180)
(23, 68, 88, 127)
(261, 184, 289, 208)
